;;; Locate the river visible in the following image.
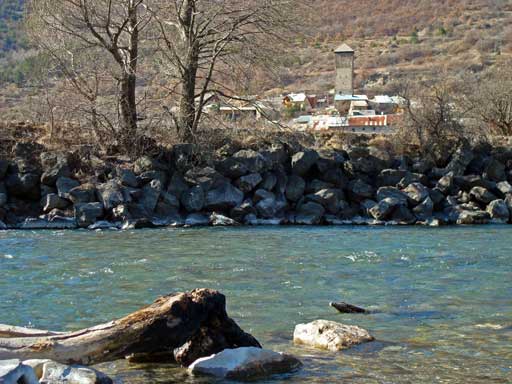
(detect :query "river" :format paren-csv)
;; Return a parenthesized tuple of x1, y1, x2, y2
(1, 226, 511, 383)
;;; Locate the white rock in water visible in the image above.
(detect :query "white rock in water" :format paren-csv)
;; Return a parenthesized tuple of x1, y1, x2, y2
(188, 347, 302, 380)
(0, 359, 39, 384)
(293, 319, 374, 351)
(40, 361, 113, 384)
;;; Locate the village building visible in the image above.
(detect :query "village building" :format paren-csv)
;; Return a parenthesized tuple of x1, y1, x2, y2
(334, 43, 355, 96)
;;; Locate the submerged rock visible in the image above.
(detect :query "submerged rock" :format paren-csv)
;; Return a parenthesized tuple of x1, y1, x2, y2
(293, 320, 374, 351)
(188, 347, 302, 380)
(38, 361, 112, 384)
(0, 359, 39, 384)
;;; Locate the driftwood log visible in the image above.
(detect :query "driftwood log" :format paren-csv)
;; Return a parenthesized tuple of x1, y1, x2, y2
(0, 289, 261, 367)
(329, 301, 368, 314)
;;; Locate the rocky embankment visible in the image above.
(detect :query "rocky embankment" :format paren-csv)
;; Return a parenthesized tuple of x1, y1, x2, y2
(1, 141, 512, 229)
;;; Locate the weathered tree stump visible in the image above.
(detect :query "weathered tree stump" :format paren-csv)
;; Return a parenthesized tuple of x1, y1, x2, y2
(0, 289, 261, 367)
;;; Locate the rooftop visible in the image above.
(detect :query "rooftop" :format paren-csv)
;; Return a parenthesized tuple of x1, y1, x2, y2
(334, 43, 354, 53)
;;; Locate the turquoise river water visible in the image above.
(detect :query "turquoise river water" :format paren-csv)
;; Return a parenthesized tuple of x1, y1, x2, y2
(0, 226, 511, 383)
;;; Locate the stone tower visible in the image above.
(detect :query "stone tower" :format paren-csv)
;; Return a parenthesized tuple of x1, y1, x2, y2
(334, 43, 354, 95)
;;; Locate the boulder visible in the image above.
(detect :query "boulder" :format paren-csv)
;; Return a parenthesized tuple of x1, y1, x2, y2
(138, 170, 168, 186)
(96, 181, 125, 210)
(369, 197, 401, 220)
(5, 173, 40, 200)
(305, 179, 334, 194)
(398, 173, 429, 189)
(0, 220, 7, 230)
(42, 193, 70, 212)
(167, 172, 189, 199)
(140, 179, 162, 213)
(181, 186, 205, 212)
(456, 210, 491, 225)
(291, 150, 319, 175)
(188, 347, 302, 380)
(210, 212, 239, 226)
(348, 179, 374, 201)
(205, 183, 244, 211)
(230, 200, 256, 222)
(0, 182, 8, 207)
(486, 199, 510, 223)
(172, 143, 197, 172)
(232, 150, 267, 173)
(88, 221, 119, 230)
(376, 187, 408, 205)
(41, 159, 71, 186)
(259, 172, 277, 191)
(255, 196, 278, 219)
(295, 201, 325, 225)
(413, 197, 434, 221)
(185, 213, 210, 227)
(39, 361, 112, 384)
(260, 144, 289, 168)
(0, 160, 8, 180)
(285, 175, 306, 202)
(116, 167, 139, 188)
(236, 173, 262, 193)
(19, 217, 78, 230)
(403, 183, 430, 205)
(75, 202, 104, 228)
(307, 188, 342, 214)
(68, 184, 97, 204)
(436, 173, 455, 195)
(443, 146, 474, 176)
(469, 186, 497, 205)
(0, 359, 39, 384)
(483, 158, 506, 182)
(134, 155, 158, 174)
(185, 167, 225, 191)
(390, 204, 416, 224)
(215, 157, 249, 179)
(253, 189, 275, 203)
(376, 169, 408, 187)
(496, 181, 512, 196)
(293, 320, 374, 351)
(56, 177, 80, 200)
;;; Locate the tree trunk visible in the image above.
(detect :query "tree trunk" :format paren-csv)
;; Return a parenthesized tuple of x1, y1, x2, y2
(0, 289, 261, 367)
(119, 73, 138, 148)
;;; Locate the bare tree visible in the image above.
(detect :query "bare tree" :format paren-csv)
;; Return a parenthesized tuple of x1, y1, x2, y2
(150, 0, 305, 142)
(467, 61, 512, 136)
(26, 0, 152, 150)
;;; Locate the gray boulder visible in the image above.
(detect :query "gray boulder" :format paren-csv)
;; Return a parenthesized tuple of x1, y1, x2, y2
(230, 199, 257, 222)
(456, 210, 491, 225)
(19, 217, 77, 230)
(403, 183, 429, 205)
(181, 186, 205, 212)
(413, 197, 434, 221)
(390, 204, 416, 224)
(0, 160, 8, 180)
(56, 177, 80, 200)
(497, 181, 512, 196)
(140, 179, 162, 213)
(291, 150, 319, 175)
(75, 202, 104, 228)
(437, 173, 455, 195)
(376, 187, 408, 205)
(483, 158, 506, 182)
(205, 182, 244, 211)
(305, 179, 334, 194)
(96, 180, 125, 210)
(188, 347, 302, 380)
(295, 201, 325, 225)
(0, 182, 7, 207)
(0, 359, 39, 384)
(285, 175, 305, 202)
(68, 184, 97, 204)
(376, 169, 408, 187)
(215, 157, 249, 179)
(6, 173, 40, 200)
(185, 213, 210, 227)
(469, 186, 497, 205)
(443, 146, 474, 176)
(167, 172, 189, 199)
(42, 193, 70, 212)
(39, 361, 112, 384)
(260, 172, 277, 191)
(486, 199, 510, 223)
(369, 197, 401, 221)
(307, 189, 342, 214)
(210, 212, 239, 226)
(255, 196, 278, 219)
(348, 179, 374, 201)
(232, 150, 267, 173)
(116, 167, 139, 188)
(41, 159, 71, 186)
(0, 220, 7, 230)
(236, 173, 262, 193)
(293, 320, 374, 351)
(185, 167, 225, 191)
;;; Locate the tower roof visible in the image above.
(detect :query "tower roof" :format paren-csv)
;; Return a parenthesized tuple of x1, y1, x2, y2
(334, 43, 354, 53)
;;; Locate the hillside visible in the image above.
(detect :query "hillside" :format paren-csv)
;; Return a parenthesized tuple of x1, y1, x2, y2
(279, 0, 512, 94)
(0, 0, 25, 57)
